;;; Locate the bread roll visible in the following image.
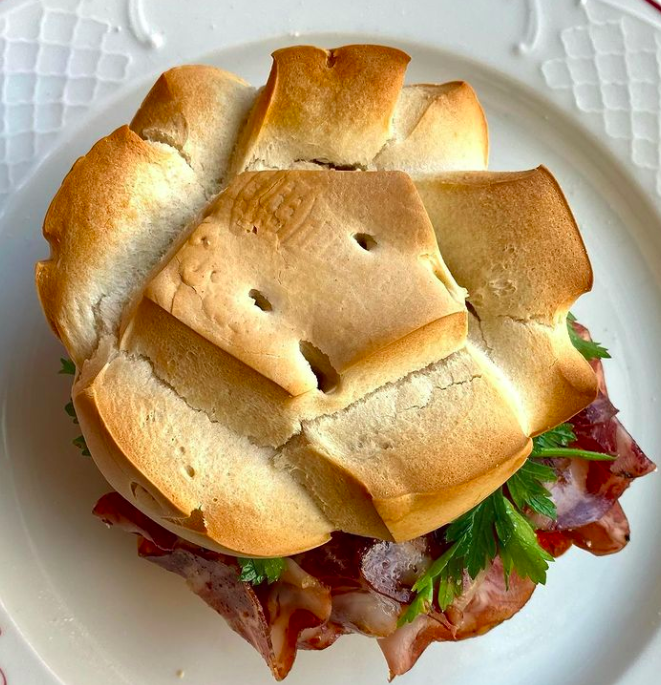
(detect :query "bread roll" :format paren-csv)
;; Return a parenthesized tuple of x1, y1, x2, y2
(37, 45, 597, 557)
(36, 126, 207, 365)
(37, 45, 488, 366)
(74, 346, 333, 556)
(130, 65, 256, 196)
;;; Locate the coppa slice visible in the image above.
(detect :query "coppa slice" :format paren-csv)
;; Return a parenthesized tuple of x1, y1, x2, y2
(127, 170, 466, 432)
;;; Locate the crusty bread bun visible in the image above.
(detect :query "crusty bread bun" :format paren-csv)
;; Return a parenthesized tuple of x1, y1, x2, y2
(415, 168, 597, 435)
(231, 45, 488, 174)
(35, 126, 208, 366)
(36, 45, 597, 556)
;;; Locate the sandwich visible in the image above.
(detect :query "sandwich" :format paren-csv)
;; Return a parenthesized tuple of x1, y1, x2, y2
(36, 45, 655, 679)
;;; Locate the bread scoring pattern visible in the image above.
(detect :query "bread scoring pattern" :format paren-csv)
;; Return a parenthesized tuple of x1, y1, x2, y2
(37, 45, 597, 555)
(143, 170, 467, 399)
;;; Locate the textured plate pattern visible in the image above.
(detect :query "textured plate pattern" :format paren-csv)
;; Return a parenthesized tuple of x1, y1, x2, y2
(543, 0, 661, 193)
(0, 0, 130, 210)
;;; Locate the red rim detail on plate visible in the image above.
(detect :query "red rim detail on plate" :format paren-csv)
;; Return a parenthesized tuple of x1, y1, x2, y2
(641, 0, 661, 14)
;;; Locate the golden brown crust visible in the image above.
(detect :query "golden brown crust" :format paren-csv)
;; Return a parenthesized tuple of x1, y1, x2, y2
(415, 167, 598, 434)
(142, 169, 466, 400)
(74, 350, 333, 556)
(124, 297, 303, 447)
(130, 65, 255, 194)
(231, 45, 410, 172)
(230, 47, 488, 177)
(282, 347, 532, 541)
(415, 167, 593, 319)
(374, 446, 529, 541)
(36, 125, 206, 365)
(35, 47, 599, 557)
(374, 82, 489, 172)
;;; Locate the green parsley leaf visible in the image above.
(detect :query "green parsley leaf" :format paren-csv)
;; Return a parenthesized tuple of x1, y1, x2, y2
(533, 423, 575, 451)
(64, 400, 79, 424)
(238, 557, 286, 585)
(398, 489, 554, 626)
(506, 459, 557, 520)
(72, 435, 91, 457)
(435, 551, 465, 611)
(567, 312, 611, 361)
(401, 544, 463, 625)
(401, 418, 614, 625)
(493, 495, 553, 585)
(59, 358, 76, 375)
(446, 496, 498, 578)
(531, 423, 615, 461)
(59, 358, 89, 455)
(399, 578, 434, 624)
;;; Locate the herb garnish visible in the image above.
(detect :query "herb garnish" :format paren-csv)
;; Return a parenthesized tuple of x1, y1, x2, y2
(531, 423, 615, 461)
(401, 316, 616, 625)
(238, 557, 286, 585)
(59, 357, 76, 375)
(567, 312, 610, 361)
(507, 459, 557, 519)
(398, 488, 554, 625)
(59, 357, 90, 456)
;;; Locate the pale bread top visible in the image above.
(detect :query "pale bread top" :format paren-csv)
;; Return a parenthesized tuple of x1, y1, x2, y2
(83, 167, 594, 553)
(130, 65, 255, 196)
(74, 345, 333, 556)
(37, 45, 487, 365)
(36, 45, 597, 556)
(143, 170, 466, 398)
(233, 45, 488, 174)
(232, 45, 410, 172)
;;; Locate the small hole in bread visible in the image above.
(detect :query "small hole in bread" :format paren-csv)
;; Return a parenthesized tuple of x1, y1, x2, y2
(353, 233, 377, 251)
(249, 289, 272, 312)
(185, 465, 195, 478)
(251, 225, 258, 234)
(299, 341, 340, 393)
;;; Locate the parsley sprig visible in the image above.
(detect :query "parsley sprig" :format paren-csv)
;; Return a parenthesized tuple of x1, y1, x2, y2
(399, 423, 616, 625)
(238, 557, 286, 585)
(59, 357, 76, 375)
(567, 312, 610, 361)
(531, 423, 615, 462)
(398, 488, 554, 625)
(59, 358, 90, 456)
(507, 459, 557, 519)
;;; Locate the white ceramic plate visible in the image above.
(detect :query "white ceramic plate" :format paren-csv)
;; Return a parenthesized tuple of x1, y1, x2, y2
(1, 1, 661, 683)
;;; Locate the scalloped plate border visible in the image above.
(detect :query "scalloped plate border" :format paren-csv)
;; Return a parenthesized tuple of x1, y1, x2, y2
(1, 1, 661, 684)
